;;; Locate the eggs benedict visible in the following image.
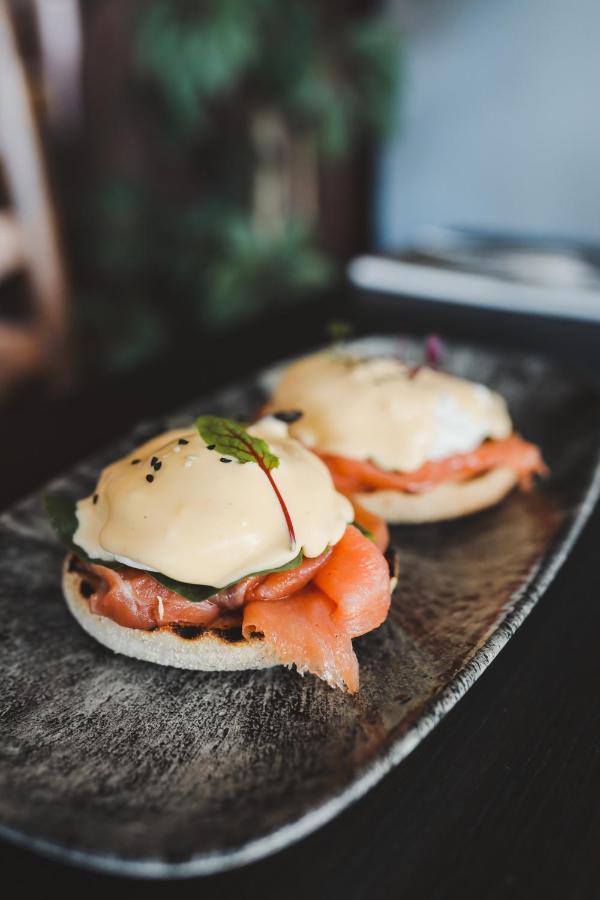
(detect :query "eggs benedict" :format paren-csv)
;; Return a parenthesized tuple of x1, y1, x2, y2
(46, 415, 393, 692)
(265, 351, 546, 523)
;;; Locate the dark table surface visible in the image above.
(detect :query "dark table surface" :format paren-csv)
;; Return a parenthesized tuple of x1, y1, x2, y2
(2, 288, 600, 900)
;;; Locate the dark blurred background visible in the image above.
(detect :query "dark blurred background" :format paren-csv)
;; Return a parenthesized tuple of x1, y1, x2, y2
(2, 0, 600, 508)
(0, 0, 400, 505)
(1, 0, 397, 379)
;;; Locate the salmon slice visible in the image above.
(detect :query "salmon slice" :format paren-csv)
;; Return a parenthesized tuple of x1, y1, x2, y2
(81, 548, 333, 630)
(243, 586, 359, 692)
(246, 548, 332, 602)
(242, 526, 391, 690)
(313, 525, 391, 638)
(319, 434, 546, 495)
(79, 526, 391, 693)
(86, 564, 226, 629)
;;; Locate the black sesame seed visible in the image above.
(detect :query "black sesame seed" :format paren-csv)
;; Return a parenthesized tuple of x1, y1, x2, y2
(80, 580, 94, 599)
(93, 494, 99, 505)
(153, 461, 162, 471)
(131, 459, 141, 465)
(146, 474, 154, 483)
(220, 457, 232, 463)
(150, 456, 158, 466)
(273, 409, 303, 424)
(206, 444, 216, 450)
(178, 438, 189, 445)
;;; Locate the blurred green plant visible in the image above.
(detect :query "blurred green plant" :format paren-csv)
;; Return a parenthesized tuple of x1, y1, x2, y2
(174, 209, 331, 327)
(136, 0, 262, 133)
(84, 0, 399, 371)
(136, 0, 398, 153)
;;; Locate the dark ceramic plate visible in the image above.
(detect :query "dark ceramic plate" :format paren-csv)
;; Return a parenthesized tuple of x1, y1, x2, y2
(1, 337, 599, 878)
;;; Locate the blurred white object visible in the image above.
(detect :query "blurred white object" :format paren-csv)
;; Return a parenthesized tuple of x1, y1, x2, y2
(348, 226, 600, 324)
(378, 0, 600, 246)
(414, 225, 600, 291)
(0, 0, 71, 396)
(34, 0, 83, 130)
(0, 211, 24, 275)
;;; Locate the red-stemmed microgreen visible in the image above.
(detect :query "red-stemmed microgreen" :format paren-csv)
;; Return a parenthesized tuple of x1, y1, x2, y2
(195, 416, 296, 549)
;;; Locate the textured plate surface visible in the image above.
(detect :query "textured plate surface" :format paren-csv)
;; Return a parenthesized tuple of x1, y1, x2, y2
(1, 337, 599, 878)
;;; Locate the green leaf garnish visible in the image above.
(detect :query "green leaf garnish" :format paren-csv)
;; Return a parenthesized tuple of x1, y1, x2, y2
(43, 492, 95, 562)
(196, 414, 278, 468)
(241, 549, 304, 580)
(327, 320, 353, 344)
(352, 519, 376, 543)
(43, 492, 304, 603)
(153, 549, 305, 602)
(195, 415, 296, 548)
(150, 573, 221, 603)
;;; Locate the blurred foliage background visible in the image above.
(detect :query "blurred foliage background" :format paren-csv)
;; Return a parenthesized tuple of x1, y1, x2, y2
(64, 0, 400, 373)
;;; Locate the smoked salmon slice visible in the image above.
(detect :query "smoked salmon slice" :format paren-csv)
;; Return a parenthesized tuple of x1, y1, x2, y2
(85, 564, 228, 629)
(246, 548, 332, 602)
(243, 586, 359, 692)
(318, 434, 546, 495)
(78, 525, 391, 692)
(243, 526, 391, 691)
(83, 548, 334, 630)
(313, 525, 391, 638)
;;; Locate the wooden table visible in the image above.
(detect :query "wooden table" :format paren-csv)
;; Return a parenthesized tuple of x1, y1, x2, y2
(2, 291, 599, 899)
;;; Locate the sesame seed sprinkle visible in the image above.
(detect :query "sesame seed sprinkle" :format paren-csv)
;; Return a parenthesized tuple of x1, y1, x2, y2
(220, 457, 232, 463)
(93, 494, 98, 505)
(153, 461, 162, 471)
(178, 438, 189, 445)
(206, 444, 216, 450)
(273, 409, 303, 424)
(150, 456, 158, 466)
(146, 474, 154, 483)
(131, 459, 141, 465)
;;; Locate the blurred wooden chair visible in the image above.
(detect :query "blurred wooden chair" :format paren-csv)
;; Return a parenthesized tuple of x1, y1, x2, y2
(0, 0, 71, 399)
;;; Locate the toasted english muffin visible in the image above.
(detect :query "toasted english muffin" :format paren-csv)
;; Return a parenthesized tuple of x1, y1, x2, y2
(353, 467, 518, 524)
(63, 559, 279, 672)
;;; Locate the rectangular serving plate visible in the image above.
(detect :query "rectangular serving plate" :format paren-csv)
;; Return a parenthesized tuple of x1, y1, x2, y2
(1, 336, 599, 878)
